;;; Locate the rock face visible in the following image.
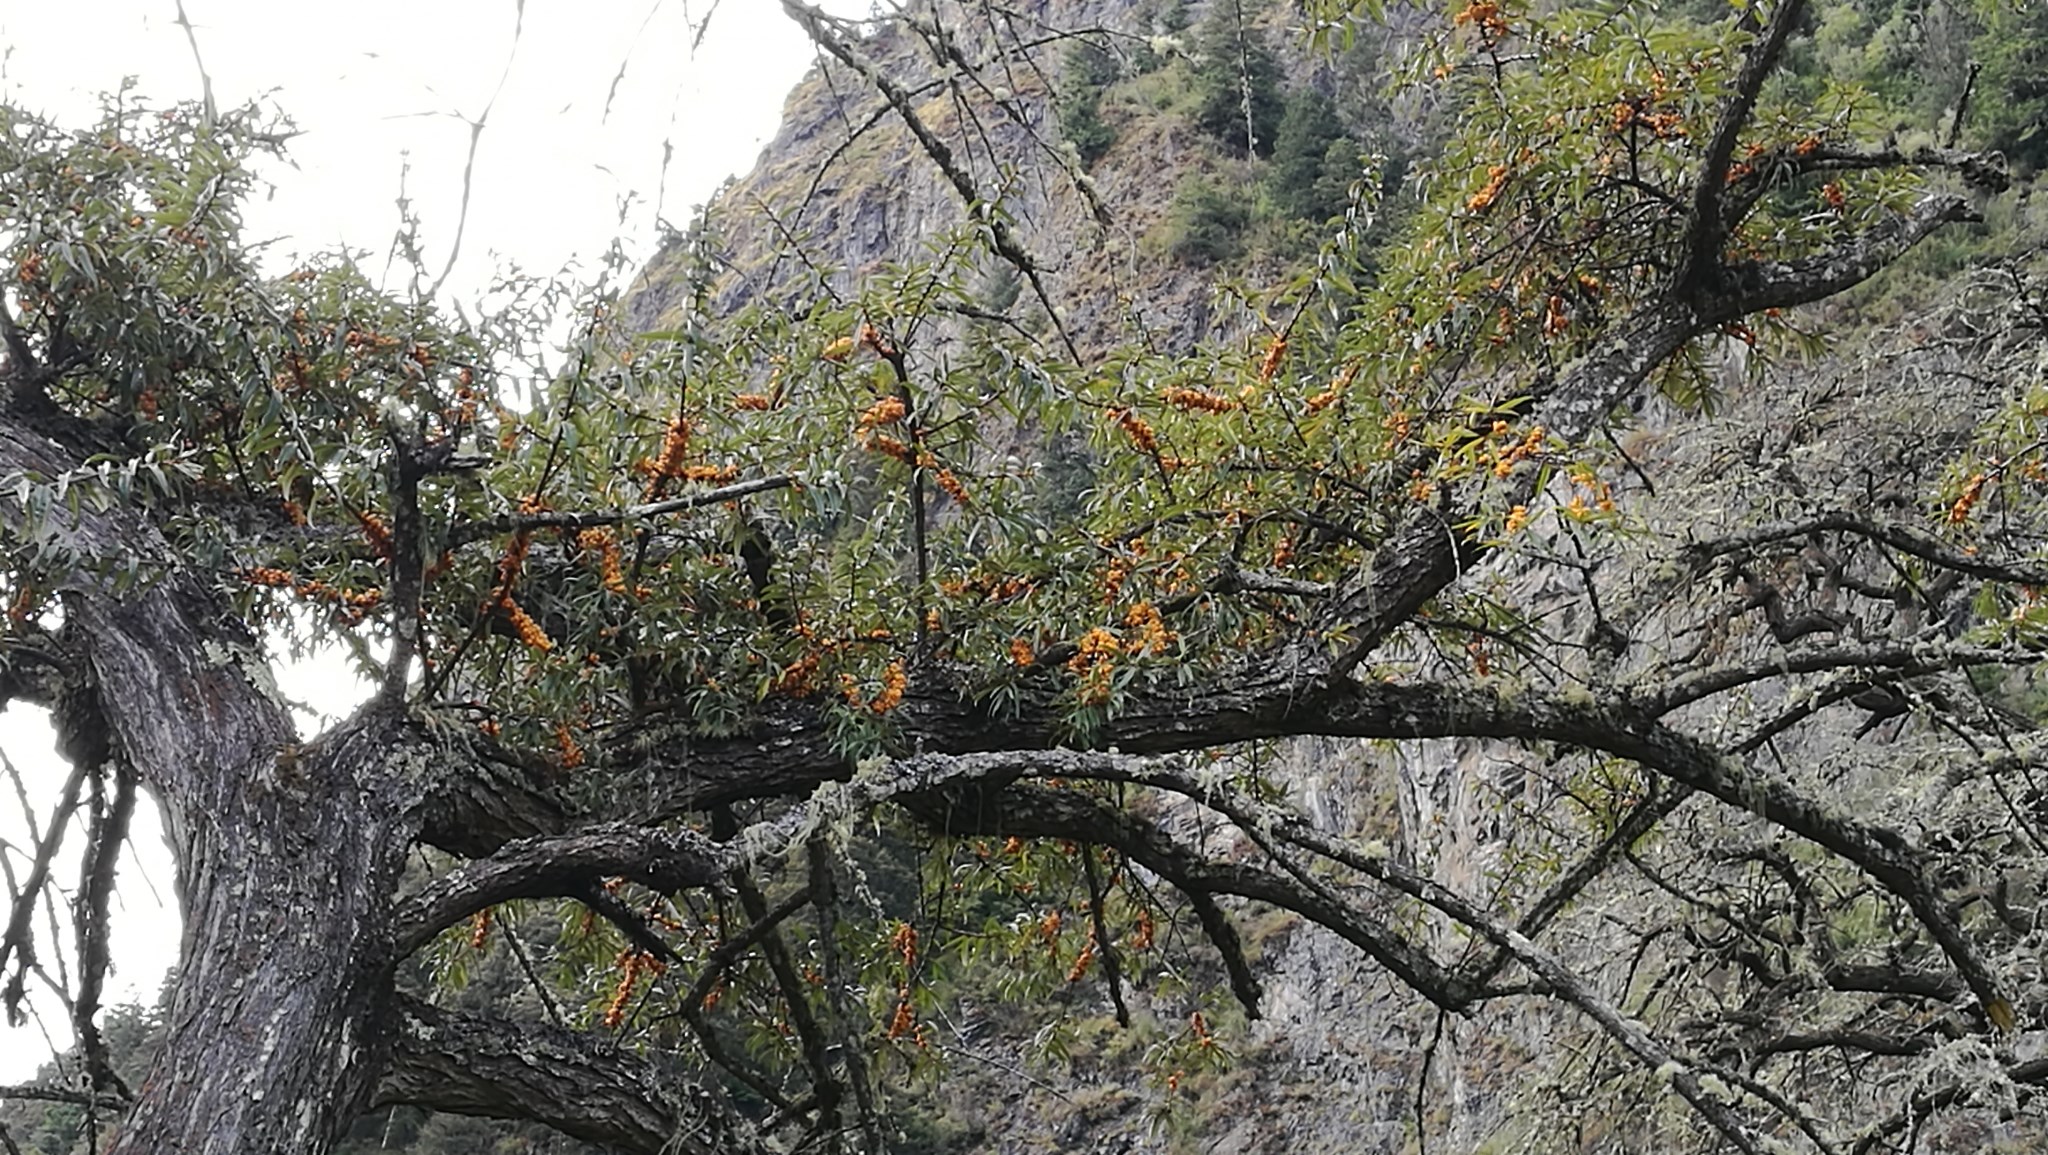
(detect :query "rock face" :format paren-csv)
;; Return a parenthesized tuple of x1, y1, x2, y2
(629, 0, 1412, 357)
(624, 4, 2042, 1152)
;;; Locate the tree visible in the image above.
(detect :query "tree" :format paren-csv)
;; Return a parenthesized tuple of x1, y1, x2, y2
(1265, 88, 1359, 221)
(1969, 0, 2048, 172)
(1056, 41, 1121, 168)
(1191, 1, 1286, 157)
(0, 0, 2038, 1153)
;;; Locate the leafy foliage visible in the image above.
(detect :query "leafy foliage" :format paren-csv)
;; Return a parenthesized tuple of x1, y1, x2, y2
(1, 1, 2045, 1152)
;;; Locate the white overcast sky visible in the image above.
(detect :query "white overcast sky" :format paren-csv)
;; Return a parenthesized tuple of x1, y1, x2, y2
(0, 0, 828, 1081)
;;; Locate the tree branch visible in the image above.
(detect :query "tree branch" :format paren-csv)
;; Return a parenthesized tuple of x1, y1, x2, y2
(778, 0, 1082, 362)
(379, 995, 775, 1155)
(1678, 0, 1810, 293)
(391, 823, 726, 958)
(70, 760, 136, 1098)
(1680, 509, 2048, 587)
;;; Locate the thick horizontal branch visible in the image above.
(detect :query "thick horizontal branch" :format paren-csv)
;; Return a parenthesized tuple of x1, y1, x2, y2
(460, 644, 2003, 1024)
(379, 995, 773, 1155)
(896, 776, 1466, 1011)
(0, 1082, 129, 1111)
(1712, 193, 1976, 319)
(392, 823, 725, 957)
(1784, 144, 2007, 191)
(412, 732, 570, 858)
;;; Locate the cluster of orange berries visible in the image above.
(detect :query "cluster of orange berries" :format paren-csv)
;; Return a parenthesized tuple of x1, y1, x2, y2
(859, 396, 907, 429)
(932, 467, 969, 504)
(1066, 939, 1096, 983)
(831, 657, 909, 714)
(1467, 637, 1492, 678)
(886, 989, 920, 1041)
(1385, 410, 1414, 443)
(1487, 422, 1547, 478)
(1131, 908, 1155, 951)
(891, 921, 919, 970)
(870, 660, 907, 714)
(358, 511, 394, 559)
(485, 528, 553, 652)
(468, 908, 491, 950)
(555, 722, 585, 769)
(448, 382, 479, 429)
(864, 434, 915, 464)
(1466, 164, 1510, 213)
(1610, 99, 1686, 139)
(342, 328, 404, 353)
(1161, 386, 1237, 413)
(1543, 294, 1571, 338)
(1102, 556, 1131, 603)
(733, 392, 773, 411)
(240, 566, 384, 624)
(1123, 602, 1174, 654)
(602, 949, 666, 1029)
(1106, 407, 1160, 455)
(773, 651, 822, 697)
(1009, 637, 1037, 667)
(1068, 627, 1123, 705)
(576, 528, 629, 594)
(1271, 533, 1297, 567)
(6, 584, 38, 625)
(1951, 472, 1989, 525)
(503, 602, 553, 652)
(1563, 465, 1617, 518)
(858, 322, 896, 359)
(687, 463, 742, 483)
(1451, 0, 1511, 40)
(272, 351, 315, 394)
(638, 415, 694, 496)
(1258, 336, 1288, 383)
(494, 528, 531, 592)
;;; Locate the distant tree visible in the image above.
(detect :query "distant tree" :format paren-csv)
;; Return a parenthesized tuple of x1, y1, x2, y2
(0, 1, 2034, 1153)
(1969, 0, 2048, 171)
(1266, 89, 1358, 221)
(1164, 174, 1252, 263)
(1191, 2, 1285, 157)
(1056, 42, 1120, 167)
